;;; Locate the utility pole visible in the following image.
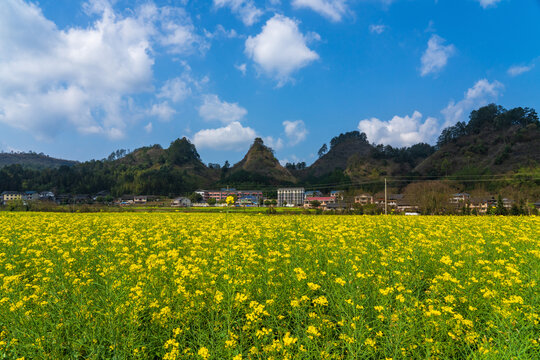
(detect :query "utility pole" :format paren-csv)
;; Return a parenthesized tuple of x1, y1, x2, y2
(384, 178, 387, 215)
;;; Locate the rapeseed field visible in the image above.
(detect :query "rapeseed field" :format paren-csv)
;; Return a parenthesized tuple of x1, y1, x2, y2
(0, 213, 539, 359)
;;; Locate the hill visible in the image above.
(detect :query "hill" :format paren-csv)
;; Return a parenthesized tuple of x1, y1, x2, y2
(0, 104, 538, 196)
(415, 104, 540, 176)
(224, 138, 296, 185)
(0, 152, 77, 169)
(297, 132, 435, 189)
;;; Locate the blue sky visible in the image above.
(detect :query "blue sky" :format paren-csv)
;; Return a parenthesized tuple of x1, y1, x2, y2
(0, 0, 539, 165)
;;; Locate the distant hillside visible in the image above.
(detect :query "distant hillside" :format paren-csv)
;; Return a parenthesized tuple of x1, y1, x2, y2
(415, 104, 540, 176)
(0, 152, 77, 169)
(302, 132, 373, 178)
(0, 104, 538, 196)
(297, 132, 435, 185)
(225, 138, 296, 185)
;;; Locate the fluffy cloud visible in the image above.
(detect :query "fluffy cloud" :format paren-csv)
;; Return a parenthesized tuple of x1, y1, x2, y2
(369, 24, 386, 34)
(192, 121, 257, 150)
(441, 79, 503, 127)
(263, 136, 284, 150)
(420, 35, 456, 76)
(477, 0, 502, 8)
(198, 94, 248, 124)
(213, 0, 263, 26)
(283, 120, 308, 145)
(0, 0, 201, 140)
(291, 0, 349, 22)
(507, 64, 534, 77)
(358, 111, 439, 147)
(148, 102, 176, 121)
(245, 15, 319, 86)
(158, 77, 192, 103)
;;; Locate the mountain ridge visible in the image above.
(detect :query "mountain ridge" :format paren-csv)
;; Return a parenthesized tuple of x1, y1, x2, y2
(1, 104, 538, 197)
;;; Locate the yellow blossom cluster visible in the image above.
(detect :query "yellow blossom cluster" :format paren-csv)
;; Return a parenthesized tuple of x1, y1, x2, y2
(0, 212, 538, 359)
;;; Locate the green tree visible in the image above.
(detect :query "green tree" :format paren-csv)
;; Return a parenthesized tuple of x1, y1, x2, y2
(496, 195, 507, 215)
(318, 144, 328, 158)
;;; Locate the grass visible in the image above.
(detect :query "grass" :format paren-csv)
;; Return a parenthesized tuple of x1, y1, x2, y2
(0, 213, 539, 359)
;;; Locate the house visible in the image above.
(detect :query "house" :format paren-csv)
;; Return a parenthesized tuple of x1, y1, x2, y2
(451, 193, 471, 204)
(73, 194, 91, 204)
(469, 197, 497, 214)
(238, 195, 258, 206)
(22, 191, 40, 201)
(2, 191, 22, 204)
(325, 203, 349, 211)
(278, 188, 305, 207)
(354, 194, 373, 205)
(330, 190, 344, 200)
(374, 194, 403, 207)
(396, 199, 419, 213)
(134, 196, 148, 205)
(93, 190, 110, 201)
(195, 190, 208, 201)
(118, 195, 135, 205)
(304, 196, 336, 209)
(39, 191, 55, 201)
(305, 190, 323, 197)
(171, 197, 191, 207)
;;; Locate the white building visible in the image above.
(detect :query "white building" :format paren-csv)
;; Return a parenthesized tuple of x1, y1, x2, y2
(277, 188, 305, 207)
(171, 197, 191, 207)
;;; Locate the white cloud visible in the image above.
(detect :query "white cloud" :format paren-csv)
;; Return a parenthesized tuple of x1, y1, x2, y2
(369, 24, 386, 34)
(263, 136, 284, 150)
(148, 102, 176, 121)
(204, 24, 239, 39)
(245, 14, 319, 86)
(420, 34, 456, 76)
(213, 0, 263, 26)
(292, 0, 349, 22)
(507, 64, 534, 77)
(477, 0, 502, 8)
(198, 94, 248, 124)
(358, 111, 439, 147)
(0, 0, 201, 140)
(144, 122, 153, 133)
(158, 77, 191, 102)
(192, 121, 257, 150)
(283, 120, 308, 145)
(235, 63, 247, 75)
(441, 79, 503, 127)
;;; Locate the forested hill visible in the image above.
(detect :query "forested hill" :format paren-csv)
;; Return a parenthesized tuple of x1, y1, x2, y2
(415, 105, 540, 176)
(0, 152, 77, 169)
(0, 104, 538, 196)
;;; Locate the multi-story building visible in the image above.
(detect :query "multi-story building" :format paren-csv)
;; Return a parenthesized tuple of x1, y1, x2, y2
(277, 188, 305, 207)
(1, 191, 22, 204)
(354, 194, 374, 205)
(22, 191, 40, 201)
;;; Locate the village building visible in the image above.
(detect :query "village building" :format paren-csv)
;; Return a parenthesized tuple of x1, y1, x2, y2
(1, 191, 22, 204)
(304, 196, 336, 209)
(354, 194, 374, 205)
(277, 188, 305, 207)
(134, 195, 148, 205)
(171, 197, 191, 207)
